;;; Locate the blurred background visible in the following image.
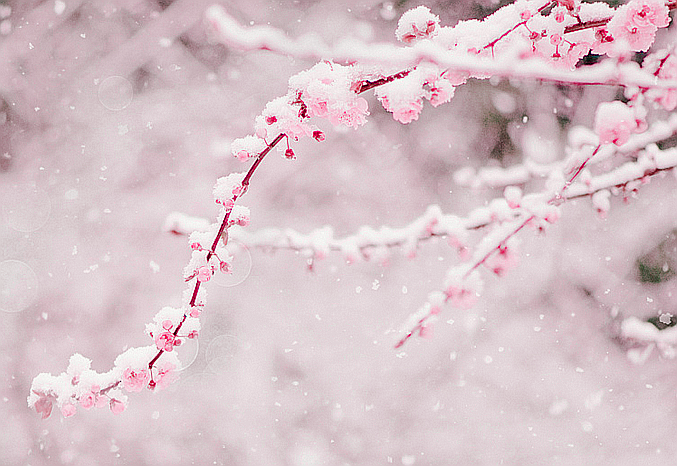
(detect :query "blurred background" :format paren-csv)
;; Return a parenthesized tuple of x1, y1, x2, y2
(1, 0, 677, 464)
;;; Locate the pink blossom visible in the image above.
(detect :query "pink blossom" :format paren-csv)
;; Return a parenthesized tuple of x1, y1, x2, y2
(189, 306, 201, 318)
(109, 399, 126, 415)
(428, 80, 455, 107)
(333, 97, 369, 128)
(155, 331, 176, 352)
(563, 42, 592, 70)
(591, 28, 615, 55)
(644, 53, 677, 111)
(196, 265, 212, 282)
(418, 325, 434, 339)
(627, 0, 670, 28)
(383, 97, 424, 125)
(79, 392, 96, 409)
(557, 0, 578, 11)
(33, 393, 54, 419)
(154, 362, 176, 391)
(395, 6, 440, 44)
(123, 368, 150, 392)
(220, 261, 232, 273)
(594, 101, 637, 146)
(61, 403, 76, 418)
(285, 148, 296, 159)
(607, 0, 669, 53)
(484, 245, 519, 276)
(445, 284, 478, 309)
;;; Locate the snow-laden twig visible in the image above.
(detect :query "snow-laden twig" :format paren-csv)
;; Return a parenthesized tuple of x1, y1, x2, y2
(207, 3, 677, 91)
(455, 113, 677, 189)
(165, 144, 677, 265)
(393, 143, 677, 348)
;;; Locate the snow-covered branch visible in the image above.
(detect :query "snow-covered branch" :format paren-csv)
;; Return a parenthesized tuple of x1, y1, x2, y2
(207, 3, 677, 91)
(455, 113, 677, 189)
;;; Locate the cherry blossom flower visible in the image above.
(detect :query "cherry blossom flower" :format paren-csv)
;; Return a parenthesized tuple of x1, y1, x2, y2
(61, 403, 77, 418)
(155, 331, 177, 352)
(123, 368, 150, 392)
(395, 6, 439, 44)
(32, 392, 55, 419)
(644, 52, 677, 111)
(594, 101, 638, 146)
(154, 362, 176, 390)
(109, 399, 126, 415)
(607, 0, 670, 53)
(79, 391, 96, 409)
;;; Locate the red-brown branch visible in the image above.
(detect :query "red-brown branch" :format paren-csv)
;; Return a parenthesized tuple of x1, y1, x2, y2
(148, 133, 286, 370)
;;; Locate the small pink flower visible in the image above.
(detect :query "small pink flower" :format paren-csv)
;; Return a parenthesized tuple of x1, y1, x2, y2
(123, 367, 150, 392)
(594, 101, 637, 145)
(190, 242, 201, 250)
(557, 0, 578, 10)
(196, 265, 212, 282)
(33, 393, 54, 419)
(419, 325, 434, 339)
(563, 42, 591, 69)
(285, 148, 296, 159)
(110, 399, 126, 415)
(550, 34, 563, 46)
(520, 9, 531, 20)
(162, 320, 173, 330)
(628, 0, 670, 28)
(391, 99, 423, 124)
(235, 150, 250, 162)
(61, 403, 76, 418)
(189, 307, 201, 318)
(220, 261, 232, 273)
(80, 392, 96, 409)
(155, 331, 176, 352)
(445, 285, 478, 309)
(187, 330, 199, 339)
(312, 130, 325, 142)
(155, 362, 177, 391)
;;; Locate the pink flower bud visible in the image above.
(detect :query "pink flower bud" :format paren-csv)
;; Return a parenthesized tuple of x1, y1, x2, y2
(80, 392, 96, 409)
(285, 148, 296, 159)
(109, 399, 126, 415)
(61, 403, 76, 418)
(312, 130, 325, 142)
(550, 34, 563, 46)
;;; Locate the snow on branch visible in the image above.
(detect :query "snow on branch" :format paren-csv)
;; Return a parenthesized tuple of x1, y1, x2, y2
(207, 2, 677, 91)
(29, 0, 677, 418)
(393, 140, 677, 349)
(455, 113, 677, 189)
(165, 142, 677, 264)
